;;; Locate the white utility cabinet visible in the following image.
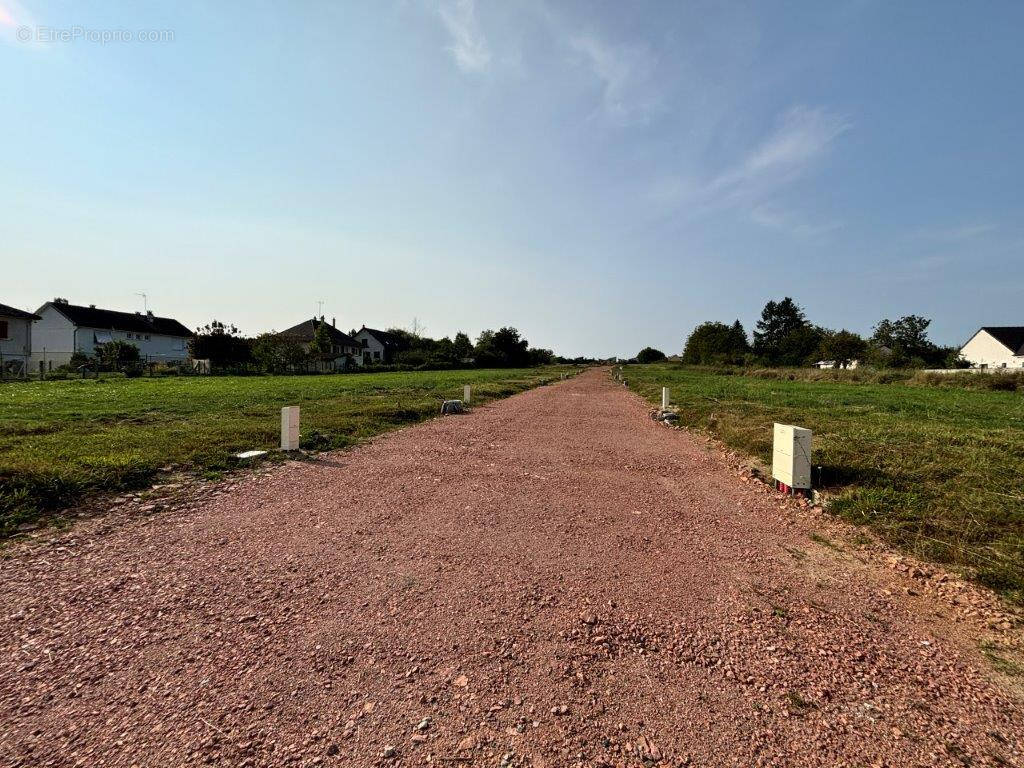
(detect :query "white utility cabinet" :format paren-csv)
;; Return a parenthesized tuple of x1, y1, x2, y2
(281, 406, 300, 451)
(772, 423, 812, 489)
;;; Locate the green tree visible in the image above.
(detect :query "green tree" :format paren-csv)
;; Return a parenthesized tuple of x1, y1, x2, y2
(475, 327, 530, 367)
(188, 320, 252, 369)
(95, 340, 140, 370)
(528, 347, 554, 365)
(309, 322, 334, 358)
(431, 336, 457, 364)
(816, 329, 867, 368)
(636, 347, 666, 364)
(776, 325, 826, 366)
(870, 315, 941, 366)
(682, 320, 749, 365)
(452, 332, 473, 361)
(944, 348, 971, 369)
(252, 333, 307, 372)
(753, 298, 808, 364)
(384, 328, 418, 353)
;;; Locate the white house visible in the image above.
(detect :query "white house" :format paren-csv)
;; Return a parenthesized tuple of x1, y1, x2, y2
(0, 302, 40, 376)
(30, 299, 193, 371)
(351, 326, 406, 366)
(959, 327, 1024, 369)
(814, 359, 860, 370)
(278, 316, 360, 370)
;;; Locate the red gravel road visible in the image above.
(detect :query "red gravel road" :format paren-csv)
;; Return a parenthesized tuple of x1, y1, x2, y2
(2, 369, 1022, 768)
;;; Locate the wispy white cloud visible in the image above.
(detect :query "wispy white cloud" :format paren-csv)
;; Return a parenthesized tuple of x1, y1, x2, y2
(437, 0, 491, 73)
(709, 105, 850, 201)
(646, 105, 849, 234)
(568, 32, 661, 124)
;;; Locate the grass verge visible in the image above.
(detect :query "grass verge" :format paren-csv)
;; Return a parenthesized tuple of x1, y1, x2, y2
(0, 366, 574, 536)
(623, 363, 1024, 603)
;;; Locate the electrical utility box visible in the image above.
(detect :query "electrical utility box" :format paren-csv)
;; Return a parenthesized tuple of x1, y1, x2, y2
(772, 423, 812, 489)
(281, 406, 300, 451)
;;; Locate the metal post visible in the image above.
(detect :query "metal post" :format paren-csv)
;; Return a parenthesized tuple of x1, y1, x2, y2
(662, 387, 670, 410)
(463, 384, 471, 403)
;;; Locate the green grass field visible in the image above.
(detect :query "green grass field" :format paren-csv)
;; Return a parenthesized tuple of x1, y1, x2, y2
(0, 367, 573, 535)
(623, 364, 1024, 602)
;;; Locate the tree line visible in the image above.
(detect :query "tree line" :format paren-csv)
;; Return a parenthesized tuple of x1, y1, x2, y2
(188, 321, 557, 373)
(675, 298, 965, 369)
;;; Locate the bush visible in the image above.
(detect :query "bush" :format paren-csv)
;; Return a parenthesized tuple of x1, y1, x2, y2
(636, 347, 667, 364)
(95, 340, 141, 371)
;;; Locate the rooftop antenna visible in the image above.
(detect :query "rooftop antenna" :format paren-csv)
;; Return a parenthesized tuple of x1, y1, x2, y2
(135, 292, 148, 312)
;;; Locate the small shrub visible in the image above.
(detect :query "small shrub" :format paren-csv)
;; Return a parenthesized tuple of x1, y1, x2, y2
(636, 347, 667, 364)
(299, 429, 333, 450)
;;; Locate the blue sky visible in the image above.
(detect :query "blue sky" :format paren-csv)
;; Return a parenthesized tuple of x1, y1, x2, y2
(3, 1, 1022, 357)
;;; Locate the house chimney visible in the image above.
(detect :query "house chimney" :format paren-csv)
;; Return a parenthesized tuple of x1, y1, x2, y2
(332, 317, 336, 327)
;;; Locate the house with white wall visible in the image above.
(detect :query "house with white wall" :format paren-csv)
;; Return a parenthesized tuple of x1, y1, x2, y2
(0, 302, 40, 376)
(814, 359, 860, 370)
(959, 327, 1024, 369)
(30, 299, 193, 371)
(351, 326, 406, 366)
(278, 316, 360, 371)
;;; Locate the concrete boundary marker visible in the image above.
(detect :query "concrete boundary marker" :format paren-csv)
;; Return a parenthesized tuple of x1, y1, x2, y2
(281, 406, 300, 450)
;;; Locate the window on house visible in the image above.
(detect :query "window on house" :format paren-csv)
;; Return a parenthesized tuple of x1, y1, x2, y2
(145, 335, 150, 340)
(94, 330, 113, 344)
(374, 350, 381, 360)
(0, 320, 8, 339)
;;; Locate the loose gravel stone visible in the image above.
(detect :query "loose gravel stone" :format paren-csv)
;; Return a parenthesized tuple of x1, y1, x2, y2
(0, 369, 1021, 767)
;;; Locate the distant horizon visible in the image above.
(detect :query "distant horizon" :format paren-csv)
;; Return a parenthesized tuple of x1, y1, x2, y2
(5, 1, 1022, 358)
(8, 292, 990, 359)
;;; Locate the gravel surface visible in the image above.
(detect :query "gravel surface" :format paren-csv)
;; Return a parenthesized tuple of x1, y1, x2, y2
(2, 368, 1022, 767)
